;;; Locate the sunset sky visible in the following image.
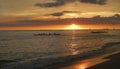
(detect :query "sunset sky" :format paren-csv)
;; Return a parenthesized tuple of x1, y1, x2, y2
(0, 0, 120, 30)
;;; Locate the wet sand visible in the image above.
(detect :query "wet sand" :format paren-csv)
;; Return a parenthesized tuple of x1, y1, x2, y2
(87, 53, 120, 69)
(0, 53, 120, 69)
(56, 53, 120, 69)
(0, 60, 16, 68)
(0, 52, 120, 69)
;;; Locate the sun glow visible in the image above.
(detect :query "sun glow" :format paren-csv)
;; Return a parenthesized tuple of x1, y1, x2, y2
(62, 13, 80, 18)
(66, 13, 79, 17)
(65, 24, 82, 30)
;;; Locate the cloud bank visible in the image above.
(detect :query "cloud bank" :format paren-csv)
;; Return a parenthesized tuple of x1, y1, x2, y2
(0, 14, 120, 27)
(35, 0, 107, 8)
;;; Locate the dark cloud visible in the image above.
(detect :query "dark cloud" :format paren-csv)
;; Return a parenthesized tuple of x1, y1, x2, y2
(35, 0, 107, 8)
(35, 0, 75, 7)
(48, 11, 80, 16)
(62, 11, 80, 13)
(50, 12, 64, 16)
(79, 0, 107, 5)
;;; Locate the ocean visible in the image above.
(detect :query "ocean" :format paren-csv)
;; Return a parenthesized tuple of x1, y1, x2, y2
(0, 30, 120, 69)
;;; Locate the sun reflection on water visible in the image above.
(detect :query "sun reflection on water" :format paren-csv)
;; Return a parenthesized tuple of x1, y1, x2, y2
(68, 30, 79, 55)
(70, 43, 79, 55)
(78, 63, 88, 69)
(76, 61, 90, 69)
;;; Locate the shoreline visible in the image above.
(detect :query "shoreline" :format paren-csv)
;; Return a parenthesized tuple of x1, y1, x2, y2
(48, 42, 120, 69)
(0, 41, 120, 69)
(1, 52, 119, 69)
(55, 52, 120, 69)
(87, 53, 120, 69)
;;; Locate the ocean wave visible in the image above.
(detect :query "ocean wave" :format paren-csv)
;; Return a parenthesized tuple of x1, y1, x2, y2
(1, 42, 120, 69)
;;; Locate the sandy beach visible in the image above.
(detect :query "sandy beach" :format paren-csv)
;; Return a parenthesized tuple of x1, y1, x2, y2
(55, 52, 120, 69)
(87, 53, 120, 69)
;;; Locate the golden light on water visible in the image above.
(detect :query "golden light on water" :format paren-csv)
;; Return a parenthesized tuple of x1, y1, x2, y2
(75, 61, 90, 69)
(78, 63, 88, 69)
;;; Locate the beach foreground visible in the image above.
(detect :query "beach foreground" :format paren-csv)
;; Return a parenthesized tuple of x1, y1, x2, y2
(87, 53, 120, 69)
(56, 53, 120, 69)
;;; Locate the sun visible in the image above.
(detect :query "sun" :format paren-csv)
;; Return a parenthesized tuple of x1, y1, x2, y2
(64, 24, 81, 30)
(70, 24, 78, 30)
